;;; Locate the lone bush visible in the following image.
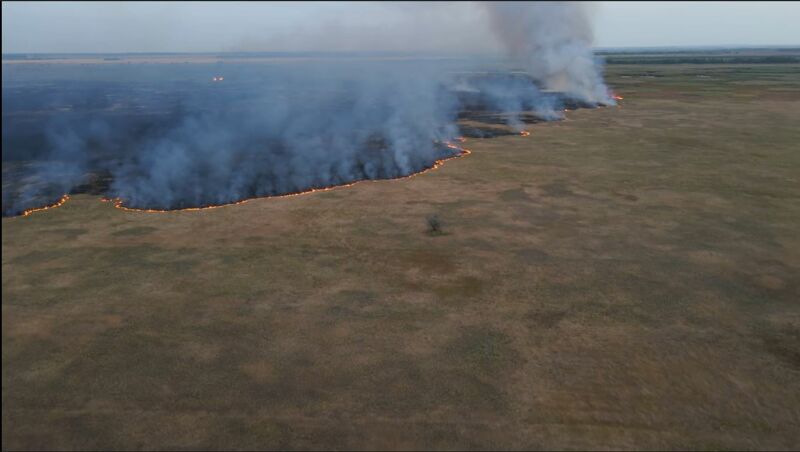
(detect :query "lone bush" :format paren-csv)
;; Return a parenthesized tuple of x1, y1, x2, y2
(426, 214, 443, 235)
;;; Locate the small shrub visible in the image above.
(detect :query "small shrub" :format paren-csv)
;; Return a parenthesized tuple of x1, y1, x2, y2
(426, 214, 443, 235)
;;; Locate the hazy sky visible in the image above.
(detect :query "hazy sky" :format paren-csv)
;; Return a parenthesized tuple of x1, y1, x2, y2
(3, 1, 799, 54)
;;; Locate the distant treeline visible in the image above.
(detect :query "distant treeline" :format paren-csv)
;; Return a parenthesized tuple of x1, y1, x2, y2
(1, 51, 455, 61)
(5, 51, 799, 65)
(603, 55, 800, 65)
(596, 47, 800, 55)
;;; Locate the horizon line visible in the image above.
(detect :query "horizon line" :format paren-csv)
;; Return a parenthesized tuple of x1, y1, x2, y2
(3, 45, 800, 57)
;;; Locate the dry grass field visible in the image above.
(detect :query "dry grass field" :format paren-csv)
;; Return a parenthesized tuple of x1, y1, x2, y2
(3, 63, 800, 450)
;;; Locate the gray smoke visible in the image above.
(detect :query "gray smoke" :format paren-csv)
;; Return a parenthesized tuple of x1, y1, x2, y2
(107, 62, 461, 210)
(484, 1, 614, 105)
(3, 2, 614, 215)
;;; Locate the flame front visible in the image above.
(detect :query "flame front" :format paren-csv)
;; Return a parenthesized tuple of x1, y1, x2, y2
(103, 138, 472, 213)
(18, 194, 70, 217)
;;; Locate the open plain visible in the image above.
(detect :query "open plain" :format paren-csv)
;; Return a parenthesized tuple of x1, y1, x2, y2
(3, 62, 800, 449)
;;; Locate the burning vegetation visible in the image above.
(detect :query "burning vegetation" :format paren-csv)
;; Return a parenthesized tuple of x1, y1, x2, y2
(94, 139, 472, 214)
(17, 194, 70, 217)
(2, 65, 613, 218)
(3, 60, 613, 218)
(9, 132, 481, 217)
(3, 73, 611, 218)
(3, 4, 616, 217)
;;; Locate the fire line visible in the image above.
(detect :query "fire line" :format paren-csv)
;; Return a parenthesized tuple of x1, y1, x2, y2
(15, 194, 71, 218)
(9, 95, 610, 218)
(101, 138, 473, 214)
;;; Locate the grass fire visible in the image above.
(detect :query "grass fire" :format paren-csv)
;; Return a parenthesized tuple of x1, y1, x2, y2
(3, 2, 800, 451)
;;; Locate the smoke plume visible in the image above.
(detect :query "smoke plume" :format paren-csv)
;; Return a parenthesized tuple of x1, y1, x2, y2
(2, 2, 614, 215)
(484, 1, 613, 104)
(107, 62, 461, 210)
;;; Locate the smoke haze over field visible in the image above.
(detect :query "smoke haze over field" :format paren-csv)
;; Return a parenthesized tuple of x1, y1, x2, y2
(108, 62, 462, 210)
(2, 2, 616, 215)
(2, 2, 499, 54)
(4, 1, 798, 53)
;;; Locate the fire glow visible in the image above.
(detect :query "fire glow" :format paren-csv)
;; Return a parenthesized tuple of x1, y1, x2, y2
(102, 139, 473, 213)
(17, 194, 70, 217)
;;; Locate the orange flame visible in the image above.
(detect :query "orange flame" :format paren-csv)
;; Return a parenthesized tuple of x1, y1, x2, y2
(17, 194, 70, 217)
(103, 139, 471, 213)
(519, 131, 530, 137)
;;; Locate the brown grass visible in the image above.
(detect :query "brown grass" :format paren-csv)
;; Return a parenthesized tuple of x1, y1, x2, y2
(3, 63, 800, 450)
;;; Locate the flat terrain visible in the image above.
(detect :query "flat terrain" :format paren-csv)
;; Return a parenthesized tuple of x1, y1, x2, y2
(3, 63, 800, 450)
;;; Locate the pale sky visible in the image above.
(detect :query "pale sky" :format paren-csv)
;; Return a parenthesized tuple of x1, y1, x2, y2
(3, 1, 799, 54)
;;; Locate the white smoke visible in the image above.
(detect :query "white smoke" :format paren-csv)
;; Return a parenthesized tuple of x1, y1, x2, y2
(3, 1, 618, 214)
(483, 1, 613, 104)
